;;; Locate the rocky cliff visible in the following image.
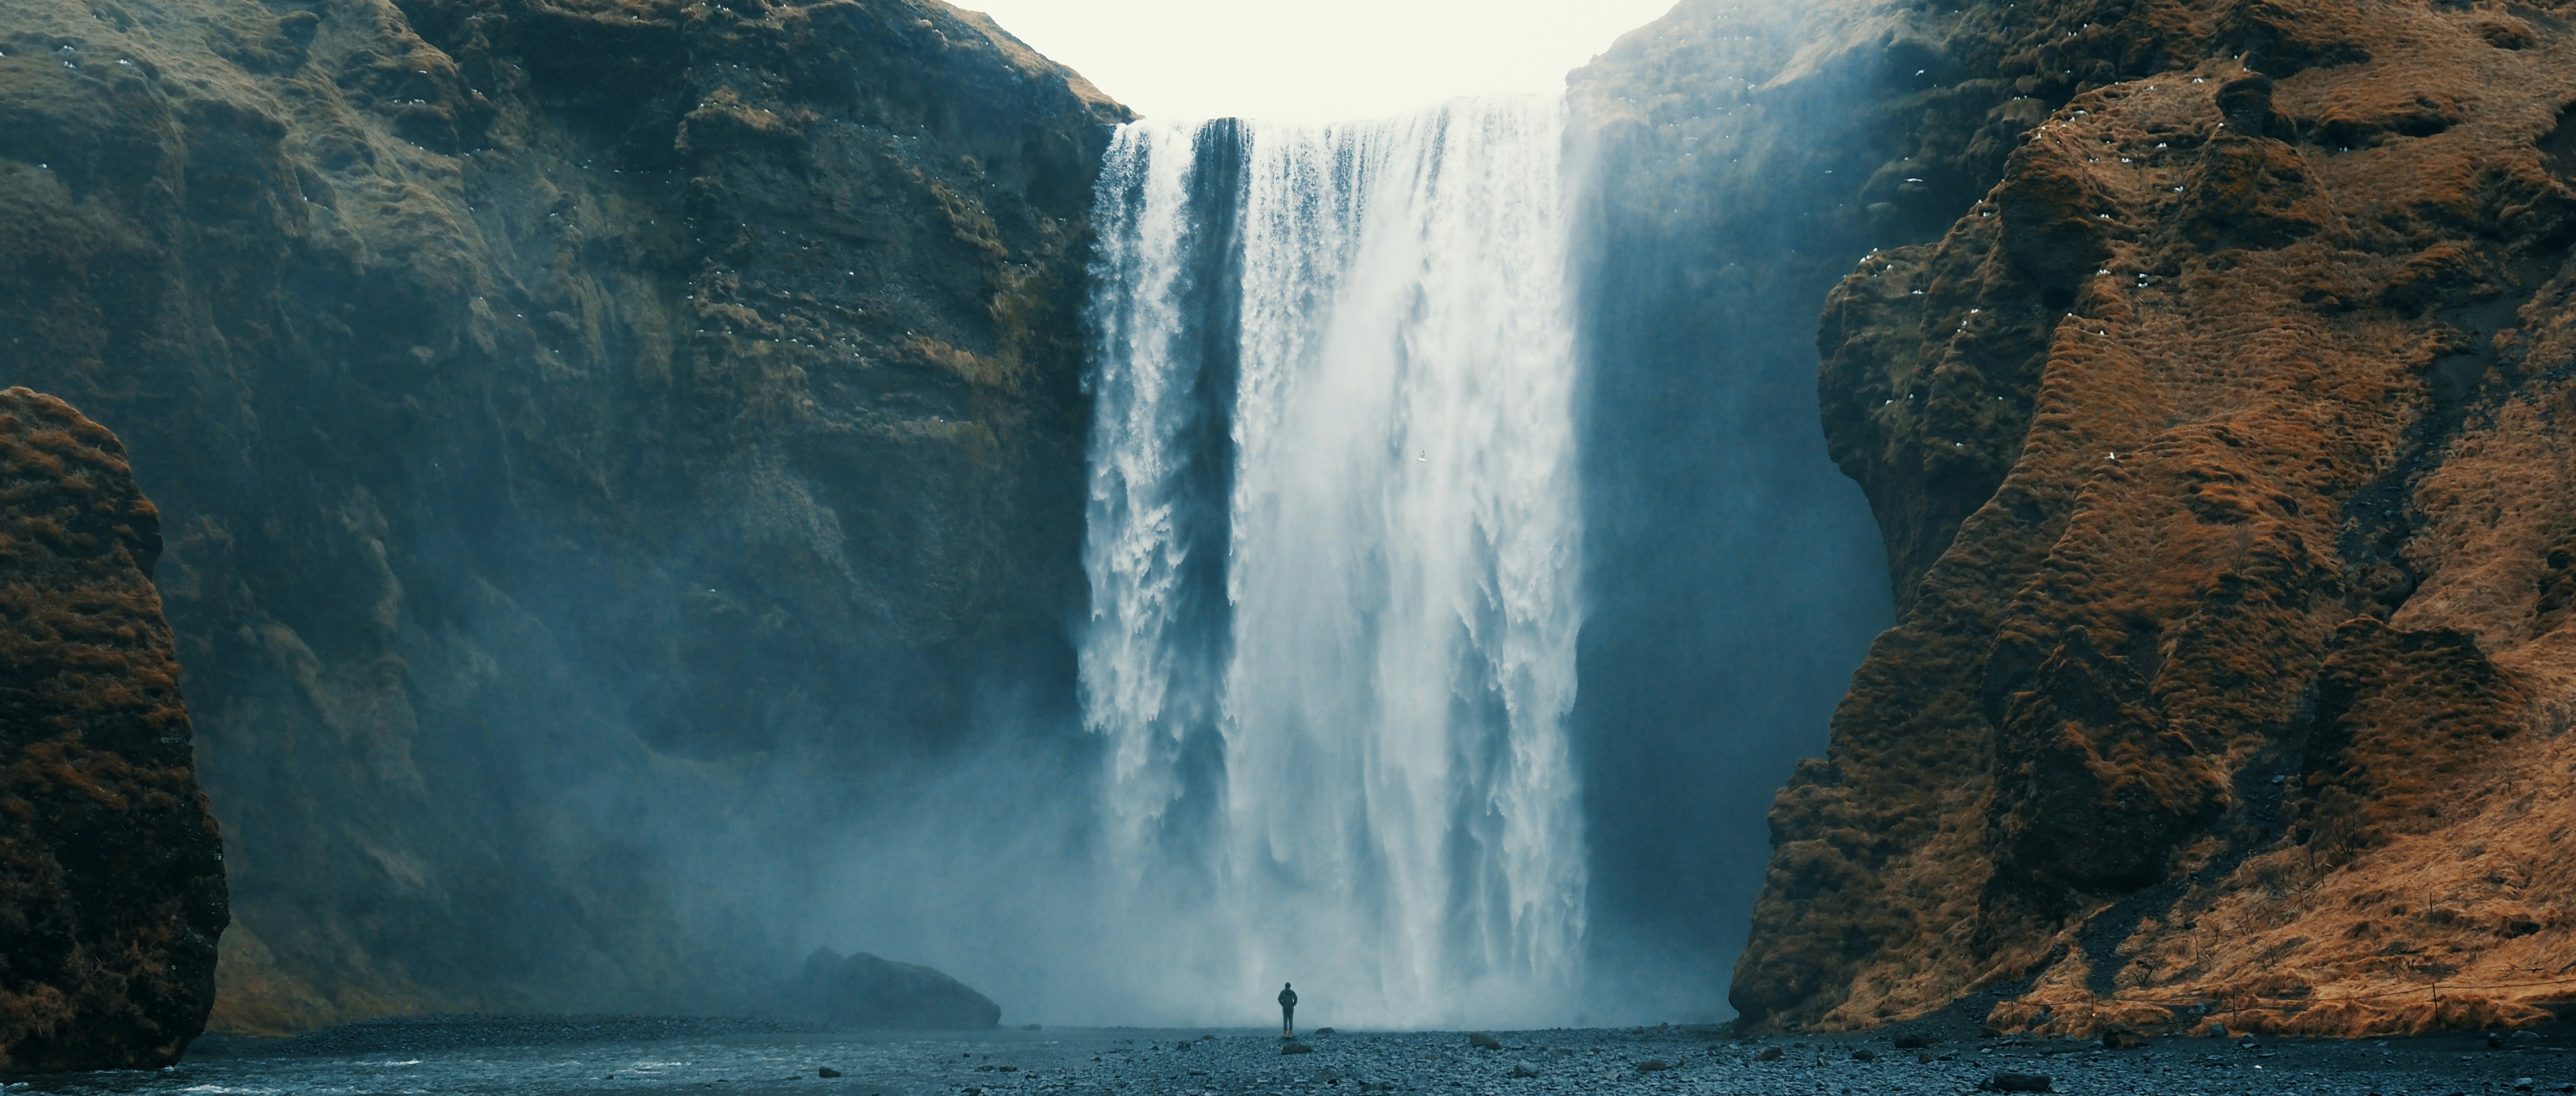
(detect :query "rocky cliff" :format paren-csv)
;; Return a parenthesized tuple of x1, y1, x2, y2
(1725, 0, 2576, 1037)
(0, 388, 228, 1071)
(0, 0, 1121, 1032)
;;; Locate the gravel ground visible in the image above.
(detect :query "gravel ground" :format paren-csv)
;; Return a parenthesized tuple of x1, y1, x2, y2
(10, 1017, 2570, 1095)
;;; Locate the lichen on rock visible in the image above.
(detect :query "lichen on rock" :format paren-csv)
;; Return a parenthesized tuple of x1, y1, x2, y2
(1734, 0, 2576, 1038)
(0, 388, 228, 1072)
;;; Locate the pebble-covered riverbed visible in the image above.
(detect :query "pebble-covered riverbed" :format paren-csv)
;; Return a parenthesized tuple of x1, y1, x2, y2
(7, 1017, 2571, 1096)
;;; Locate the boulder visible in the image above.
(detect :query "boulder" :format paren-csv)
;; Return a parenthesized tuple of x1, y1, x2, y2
(0, 390, 228, 1070)
(781, 949, 999, 1030)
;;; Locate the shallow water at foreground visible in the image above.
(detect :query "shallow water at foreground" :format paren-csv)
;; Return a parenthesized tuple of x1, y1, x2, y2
(13, 1020, 2574, 1096)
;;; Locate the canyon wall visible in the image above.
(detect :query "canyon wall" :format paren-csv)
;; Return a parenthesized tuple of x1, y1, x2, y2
(0, 388, 228, 1071)
(1727, 0, 2576, 1036)
(0, 0, 1120, 1032)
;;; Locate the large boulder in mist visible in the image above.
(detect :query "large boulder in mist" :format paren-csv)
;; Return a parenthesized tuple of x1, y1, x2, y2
(782, 949, 999, 1030)
(0, 389, 229, 1071)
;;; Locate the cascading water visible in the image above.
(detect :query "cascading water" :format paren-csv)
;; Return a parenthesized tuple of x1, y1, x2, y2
(1081, 96, 1586, 1027)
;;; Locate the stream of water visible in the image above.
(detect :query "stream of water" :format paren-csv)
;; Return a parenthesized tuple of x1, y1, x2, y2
(1080, 95, 1586, 1028)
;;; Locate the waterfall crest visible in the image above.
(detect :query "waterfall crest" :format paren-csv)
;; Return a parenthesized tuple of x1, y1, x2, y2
(1082, 96, 1586, 1027)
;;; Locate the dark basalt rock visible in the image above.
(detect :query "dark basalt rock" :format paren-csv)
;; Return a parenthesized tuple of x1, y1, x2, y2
(0, 388, 228, 1071)
(782, 948, 998, 1031)
(0, 0, 1123, 1033)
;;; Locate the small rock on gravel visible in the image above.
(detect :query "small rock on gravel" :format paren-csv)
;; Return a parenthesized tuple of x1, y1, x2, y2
(817, 1067, 840, 1078)
(1636, 1058, 1673, 1072)
(1851, 1048, 1876, 1061)
(1281, 1042, 1314, 1055)
(1469, 1032, 1502, 1050)
(1989, 1070, 2053, 1092)
(1893, 1034, 1931, 1049)
(2103, 1024, 2149, 1049)
(1753, 1046, 1783, 1062)
(1509, 1062, 1540, 1078)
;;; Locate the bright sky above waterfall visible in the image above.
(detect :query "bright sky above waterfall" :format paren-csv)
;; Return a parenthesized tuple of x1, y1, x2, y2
(960, 0, 1685, 123)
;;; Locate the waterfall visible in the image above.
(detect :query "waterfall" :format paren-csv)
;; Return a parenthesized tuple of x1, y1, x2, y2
(1081, 96, 1586, 1027)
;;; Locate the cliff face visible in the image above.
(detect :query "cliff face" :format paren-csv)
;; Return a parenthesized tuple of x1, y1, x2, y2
(1734, 0, 2576, 1037)
(1561, 0, 2123, 1013)
(0, 388, 228, 1071)
(0, 0, 1120, 1032)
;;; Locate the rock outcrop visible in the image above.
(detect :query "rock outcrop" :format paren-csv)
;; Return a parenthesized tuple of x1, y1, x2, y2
(780, 947, 998, 1030)
(0, 388, 228, 1071)
(0, 0, 1120, 1032)
(1730, 0, 2576, 1038)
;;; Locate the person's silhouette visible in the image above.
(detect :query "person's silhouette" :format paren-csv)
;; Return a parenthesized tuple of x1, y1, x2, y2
(1278, 983, 1299, 1038)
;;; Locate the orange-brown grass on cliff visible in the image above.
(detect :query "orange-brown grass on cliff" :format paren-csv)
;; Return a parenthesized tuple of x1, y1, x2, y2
(1737, 0, 2576, 1039)
(0, 388, 229, 1071)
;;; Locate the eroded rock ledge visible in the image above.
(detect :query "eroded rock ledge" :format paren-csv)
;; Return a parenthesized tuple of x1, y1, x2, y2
(1739, 0, 2576, 1037)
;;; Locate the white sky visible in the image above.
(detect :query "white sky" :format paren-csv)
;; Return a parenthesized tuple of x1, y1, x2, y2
(957, 0, 1684, 123)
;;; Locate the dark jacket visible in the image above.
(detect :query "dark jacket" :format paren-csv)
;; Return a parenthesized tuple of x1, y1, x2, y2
(1278, 988, 1299, 1008)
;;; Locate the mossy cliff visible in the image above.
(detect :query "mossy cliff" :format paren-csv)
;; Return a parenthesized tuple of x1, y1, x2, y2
(0, 388, 228, 1071)
(1677, 0, 2576, 1037)
(0, 0, 1120, 1034)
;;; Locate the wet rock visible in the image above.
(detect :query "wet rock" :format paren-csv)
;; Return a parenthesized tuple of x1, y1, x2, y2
(1281, 1042, 1313, 1055)
(1636, 1058, 1675, 1071)
(818, 1067, 841, 1078)
(1469, 1032, 1503, 1050)
(1315, 1028, 1336, 1036)
(780, 949, 1001, 1030)
(1852, 1048, 1877, 1061)
(0, 0, 1130, 1033)
(2103, 1025, 2149, 1049)
(0, 390, 228, 1071)
(1754, 1046, 1785, 1062)
(1988, 1071, 2053, 1092)
(1508, 1061, 1541, 1078)
(1894, 1034, 1932, 1049)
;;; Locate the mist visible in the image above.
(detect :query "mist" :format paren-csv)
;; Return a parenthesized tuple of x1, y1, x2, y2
(497, 0, 1911, 1032)
(58, 0, 1933, 1038)
(607, 3, 1910, 1032)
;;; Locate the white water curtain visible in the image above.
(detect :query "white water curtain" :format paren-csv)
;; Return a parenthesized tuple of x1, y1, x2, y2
(1083, 96, 1584, 1028)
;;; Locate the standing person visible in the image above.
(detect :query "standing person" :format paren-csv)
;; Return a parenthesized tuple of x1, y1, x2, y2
(1278, 983, 1299, 1038)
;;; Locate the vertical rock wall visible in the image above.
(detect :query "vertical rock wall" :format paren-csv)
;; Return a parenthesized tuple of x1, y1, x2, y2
(1732, 0, 2576, 1037)
(0, 388, 228, 1071)
(0, 0, 1121, 1032)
